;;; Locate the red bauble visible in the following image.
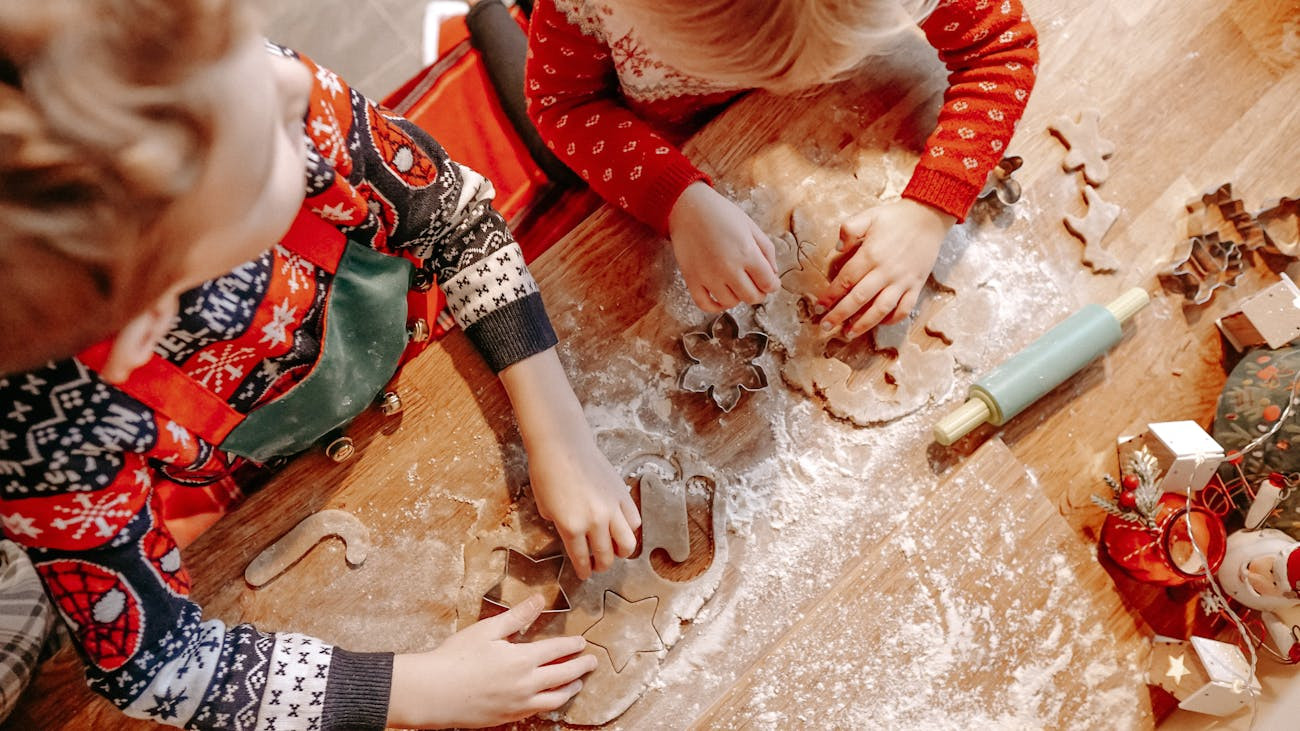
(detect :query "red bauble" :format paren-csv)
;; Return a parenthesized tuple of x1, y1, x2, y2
(1118, 490, 1138, 510)
(1121, 474, 1141, 490)
(1099, 493, 1228, 587)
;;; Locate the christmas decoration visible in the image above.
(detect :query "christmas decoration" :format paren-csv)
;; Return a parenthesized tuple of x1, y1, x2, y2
(1147, 635, 1261, 716)
(1217, 528, 1300, 661)
(1212, 347, 1300, 539)
(1095, 447, 1227, 586)
(1216, 274, 1300, 352)
(1116, 421, 1225, 495)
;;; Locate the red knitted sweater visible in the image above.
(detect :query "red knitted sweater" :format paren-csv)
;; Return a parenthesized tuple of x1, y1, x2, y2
(525, 0, 1038, 235)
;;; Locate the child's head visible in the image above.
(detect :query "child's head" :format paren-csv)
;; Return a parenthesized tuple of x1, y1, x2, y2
(0, 0, 312, 377)
(622, 0, 938, 94)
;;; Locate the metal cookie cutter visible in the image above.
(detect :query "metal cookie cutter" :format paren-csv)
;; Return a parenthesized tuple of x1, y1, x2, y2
(679, 312, 769, 412)
(482, 548, 572, 613)
(977, 155, 1024, 206)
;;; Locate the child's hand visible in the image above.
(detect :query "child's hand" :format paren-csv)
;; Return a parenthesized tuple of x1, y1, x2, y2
(668, 181, 780, 312)
(816, 199, 955, 339)
(529, 431, 640, 580)
(387, 595, 597, 728)
(499, 349, 641, 580)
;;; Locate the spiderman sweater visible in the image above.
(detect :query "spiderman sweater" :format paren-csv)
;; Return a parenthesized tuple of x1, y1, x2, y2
(525, 0, 1038, 235)
(0, 45, 556, 730)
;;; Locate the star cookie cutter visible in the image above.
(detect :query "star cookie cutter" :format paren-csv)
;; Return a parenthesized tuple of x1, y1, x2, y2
(482, 548, 571, 614)
(679, 312, 769, 412)
(977, 155, 1024, 206)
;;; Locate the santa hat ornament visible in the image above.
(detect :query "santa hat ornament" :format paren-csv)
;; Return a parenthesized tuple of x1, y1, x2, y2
(1216, 528, 1300, 659)
(1218, 529, 1300, 613)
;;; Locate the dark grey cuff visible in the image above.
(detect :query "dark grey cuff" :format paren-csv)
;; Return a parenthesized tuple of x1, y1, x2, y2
(321, 649, 394, 731)
(465, 291, 559, 372)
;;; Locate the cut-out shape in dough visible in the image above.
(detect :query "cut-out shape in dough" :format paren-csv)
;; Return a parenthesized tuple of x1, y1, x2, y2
(457, 441, 726, 725)
(637, 471, 690, 563)
(1257, 196, 1300, 257)
(582, 592, 664, 673)
(1161, 233, 1246, 305)
(752, 149, 958, 426)
(482, 549, 570, 614)
(1063, 186, 1122, 273)
(245, 509, 369, 588)
(680, 312, 769, 412)
(1049, 109, 1115, 186)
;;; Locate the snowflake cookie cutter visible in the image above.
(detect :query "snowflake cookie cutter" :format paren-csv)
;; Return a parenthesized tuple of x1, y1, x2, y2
(679, 312, 769, 412)
(482, 548, 572, 614)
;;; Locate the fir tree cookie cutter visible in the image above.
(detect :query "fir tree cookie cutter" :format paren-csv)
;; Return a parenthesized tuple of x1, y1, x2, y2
(679, 311, 769, 412)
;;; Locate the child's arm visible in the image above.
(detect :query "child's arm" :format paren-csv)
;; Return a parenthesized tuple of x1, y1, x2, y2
(0, 364, 593, 730)
(524, 1, 779, 312)
(316, 53, 640, 573)
(387, 595, 597, 727)
(818, 0, 1038, 338)
(498, 349, 640, 579)
(0, 361, 397, 729)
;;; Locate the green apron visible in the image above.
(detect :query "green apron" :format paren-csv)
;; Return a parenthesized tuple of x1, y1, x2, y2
(79, 210, 412, 463)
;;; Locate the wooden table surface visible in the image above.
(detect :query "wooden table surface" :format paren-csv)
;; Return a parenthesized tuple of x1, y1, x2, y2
(9, 0, 1299, 728)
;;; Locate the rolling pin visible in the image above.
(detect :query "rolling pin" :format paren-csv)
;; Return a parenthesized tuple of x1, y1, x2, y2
(933, 287, 1149, 445)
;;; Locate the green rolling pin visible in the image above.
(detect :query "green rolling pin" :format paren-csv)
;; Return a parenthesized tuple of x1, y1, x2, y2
(933, 287, 1149, 445)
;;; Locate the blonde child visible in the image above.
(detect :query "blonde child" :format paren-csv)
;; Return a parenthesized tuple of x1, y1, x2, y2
(525, 0, 1038, 338)
(0, 0, 639, 727)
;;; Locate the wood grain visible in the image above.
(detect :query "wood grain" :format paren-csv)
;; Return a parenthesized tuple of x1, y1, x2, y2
(8, 0, 1298, 728)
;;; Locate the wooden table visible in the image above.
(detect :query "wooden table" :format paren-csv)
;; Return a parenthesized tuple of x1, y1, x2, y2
(10, 0, 1299, 727)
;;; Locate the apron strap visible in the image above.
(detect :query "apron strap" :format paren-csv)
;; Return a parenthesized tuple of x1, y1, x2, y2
(77, 340, 245, 445)
(75, 208, 351, 446)
(279, 208, 347, 274)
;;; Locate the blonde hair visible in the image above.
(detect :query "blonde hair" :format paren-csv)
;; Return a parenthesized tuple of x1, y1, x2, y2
(620, 0, 938, 94)
(0, 0, 250, 374)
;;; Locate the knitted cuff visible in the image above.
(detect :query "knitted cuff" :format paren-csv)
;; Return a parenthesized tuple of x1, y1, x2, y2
(643, 158, 712, 237)
(321, 649, 394, 731)
(464, 292, 559, 373)
(901, 166, 983, 223)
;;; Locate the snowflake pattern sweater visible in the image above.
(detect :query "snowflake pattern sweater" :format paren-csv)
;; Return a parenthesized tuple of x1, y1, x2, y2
(525, 0, 1039, 235)
(0, 44, 557, 730)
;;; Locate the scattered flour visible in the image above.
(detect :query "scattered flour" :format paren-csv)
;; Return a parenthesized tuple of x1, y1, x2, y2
(525, 146, 1140, 727)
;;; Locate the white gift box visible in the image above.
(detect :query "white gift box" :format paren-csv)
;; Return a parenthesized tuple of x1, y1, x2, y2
(1216, 273, 1300, 351)
(1119, 421, 1225, 494)
(1148, 635, 1261, 717)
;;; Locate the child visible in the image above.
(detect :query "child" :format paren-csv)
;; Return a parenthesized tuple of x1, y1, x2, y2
(0, 0, 640, 728)
(525, 0, 1038, 338)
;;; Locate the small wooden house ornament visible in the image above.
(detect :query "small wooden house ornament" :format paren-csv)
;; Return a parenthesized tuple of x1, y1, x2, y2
(1216, 273, 1300, 351)
(1147, 636, 1260, 716)
(1117, 422, 1225, 494)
